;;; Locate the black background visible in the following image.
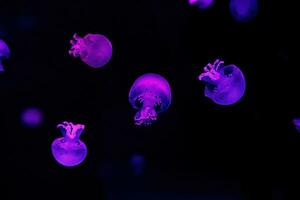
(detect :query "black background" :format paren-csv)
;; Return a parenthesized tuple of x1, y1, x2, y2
(0, 0, 294, 199)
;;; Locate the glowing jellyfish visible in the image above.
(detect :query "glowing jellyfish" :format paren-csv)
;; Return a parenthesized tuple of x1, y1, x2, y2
(129, 73, 172, 126)
(69, 33, 112, 68)
(21, 107, 43, 127)
(188, 0, 214, 9)
(0, 39, 10, 72)
(129, 153, 145, 176)
(51, 121, 87, 167)
(229, 0, 258, 23)
(293, 118, 300, 132)
(198, 59, 246, 105)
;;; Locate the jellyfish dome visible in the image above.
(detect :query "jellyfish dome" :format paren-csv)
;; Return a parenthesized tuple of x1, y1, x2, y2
(198, 59, 246, 106)
(188, 0, 214, 9)
(229, 0, 258, 23)
(69, 33, 112, 68)
(0, 39, 10, 72)
(21, 107, 43, 127)
(293, 118, 300, 132)
(51, 121, 87, 167)
(129, 73, 172, 126)
(130, 153, 145, 176)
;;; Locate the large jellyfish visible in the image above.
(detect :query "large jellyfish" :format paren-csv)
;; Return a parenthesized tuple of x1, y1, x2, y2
(198, 59, 246, 105)
(188, 0, 214, 10)
(129, 73, 172, 126)
(51, 121, 87, 167)
(69, 33, 112, 68)
(293, 118, 300, 132)
(229, 0, 259, 23)
(0, 39, 10, 72)
(21, 107, 43, 127)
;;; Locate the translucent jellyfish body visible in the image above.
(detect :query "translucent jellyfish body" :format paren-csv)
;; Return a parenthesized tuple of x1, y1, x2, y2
(129, 73, 172, 126)
(198, 59, 246, 105)
(129, 153, 145, 176)
(229, 0, 258, 23)
(293, 118, 300, 132)
(21, 107, 43, 127)
(69, 33, 112, 68)
(188, 0, 214, 9)
(0, 39, 10, 72)
(51, 121, 87, 167)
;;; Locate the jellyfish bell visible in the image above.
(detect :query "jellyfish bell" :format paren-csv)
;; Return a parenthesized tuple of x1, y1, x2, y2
(129, 73, 172, 126)
(129, 153, 145, 176)
(0, 39, 10, 72)
(51, 121, 87, 167)
(21, 107, 43, 127)
(198, 59, 246, 105)
(293, 118, 300, 132)
(69, 33, 112, 68)
(188, 0, 214, 9)
(229, 0, 258, 23)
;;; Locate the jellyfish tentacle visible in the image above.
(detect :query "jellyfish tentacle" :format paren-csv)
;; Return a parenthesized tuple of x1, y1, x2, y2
(69, 33, 84, 58)
(57, 121, 85, 141)
(198, 59, 223, 81)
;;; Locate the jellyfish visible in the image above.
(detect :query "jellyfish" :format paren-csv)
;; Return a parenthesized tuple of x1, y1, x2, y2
(188, 0, 214, 10)
(293, 118, 300, 132)
(129, 73, 172, 126)
(0, 39, 10, 72)
(69, 33, 112, 68)
(51, 121, 87, 167)
(129, 153, 145, 176)
(21, 107, 43, 127)
(229, 0, 258, 23)
(198, 59, 246, 105)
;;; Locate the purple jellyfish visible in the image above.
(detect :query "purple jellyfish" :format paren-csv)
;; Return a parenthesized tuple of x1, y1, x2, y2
(21, 107, 43, 127)
(0, 39, 10, 72)
(293, 118, 300, 132)
(129, 73, 172, 126)
(188, 0, 214, 10)
(129, 153, 145, 176)
(229, 0, 258, 23)
(198, 59, 246, 106)
(69, 33, 112, 68)
(51, 121, 87, 167)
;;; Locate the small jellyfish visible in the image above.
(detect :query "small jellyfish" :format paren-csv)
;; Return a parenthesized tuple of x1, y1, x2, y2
(129, 153, 145, 176)
(198, 59, 246, 105)
(188, 0, 214, 10)
(69, 33, 112, 68)
(0, 39, 10, 72)
(21, 107, 43, 127)
(293, 118, 300, 132)
(129, 73, 172, 126)
(229, 0, 258, 23)
(51, 121, 87, 167)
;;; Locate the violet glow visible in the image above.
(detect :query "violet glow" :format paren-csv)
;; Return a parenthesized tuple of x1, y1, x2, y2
(188, 0, 214, 9)
(229, 0, 258, 23)
(21, 107, 43, 127)
(130, 153, 145, 176)
(51, 121, 87, 167)
(129, 73, 172, 126)
(293, 118, 300, 132)
(69, 33, 112, 68)
(0, 39, 10, 72)
(198, 59, 246, 106)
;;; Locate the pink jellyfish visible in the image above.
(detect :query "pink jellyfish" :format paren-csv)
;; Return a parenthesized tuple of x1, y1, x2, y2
(69, 33, 112, 68)
(188, 0, 214, 10)
(0, 39, 10, 72)
(129, 73, 172, 126)
(198, 59, 246, 105)
(51, 121, 87, 167)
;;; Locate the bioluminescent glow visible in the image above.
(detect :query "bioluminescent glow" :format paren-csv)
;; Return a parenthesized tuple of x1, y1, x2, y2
(198, 59, 246, 105)
(130, 153, 145, 176)
(69, 33, 112, 68)
(51, 121, 87, 167)
(21, 107, 43, 127)
(0, 39, 10, 72)
(229, 0, 258, 23)
(129, 73, 172, 126)
(188, 0, 214, 9)
(293, 118, 300, 132)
